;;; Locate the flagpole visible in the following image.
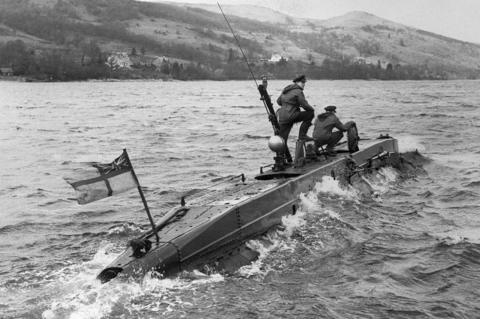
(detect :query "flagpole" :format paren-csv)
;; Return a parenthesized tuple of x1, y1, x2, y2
(123, 149, 159, 243)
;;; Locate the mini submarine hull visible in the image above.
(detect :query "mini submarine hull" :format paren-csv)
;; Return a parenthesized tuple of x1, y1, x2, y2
(98, 137, 399, 282)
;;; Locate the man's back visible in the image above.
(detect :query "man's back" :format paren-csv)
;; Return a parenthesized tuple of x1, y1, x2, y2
(313, 112, 343, 141)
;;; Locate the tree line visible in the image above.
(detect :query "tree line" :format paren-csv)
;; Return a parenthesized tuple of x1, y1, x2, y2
(1, 39, 462, 81)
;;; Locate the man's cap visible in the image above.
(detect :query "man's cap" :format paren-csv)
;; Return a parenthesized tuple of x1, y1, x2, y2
(292, 74, 306, 83)
(324, 105, 337, 112)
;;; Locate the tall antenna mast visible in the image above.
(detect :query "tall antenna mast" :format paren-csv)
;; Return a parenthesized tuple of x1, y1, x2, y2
(217, 2, 292, 164)
(217, 2, 258, 87)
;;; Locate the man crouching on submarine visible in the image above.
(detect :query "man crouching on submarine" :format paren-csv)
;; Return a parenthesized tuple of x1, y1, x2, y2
(276, 74, 315, 160)
(313, 105, 355, 156)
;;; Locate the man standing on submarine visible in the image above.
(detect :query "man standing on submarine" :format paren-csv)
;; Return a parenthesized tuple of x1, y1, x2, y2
(276, 74, 315, 160)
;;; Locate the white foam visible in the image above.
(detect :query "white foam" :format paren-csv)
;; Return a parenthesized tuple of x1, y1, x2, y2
(298, 192, 321, 212)
(42, 244, 224, 319)
(361, 167, 399, 197)
(238, 178, 355, 278)
(142, 270, 224, 291)
(397, 135, 426, 153)
(324, 209, 341, 221)
(238, 208, 308, 277)
(237, 175, 376, 277)
(378, 167, 398, 183)
(239, 238, 275, 277)
(42, 244, 128, 319)
(314, 176, 359, 200)
(281, 208, 307, 237)
(107, 223, 144, 236)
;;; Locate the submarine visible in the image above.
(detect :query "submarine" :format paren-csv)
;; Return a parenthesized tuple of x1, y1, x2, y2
(97, 79, 404, 283)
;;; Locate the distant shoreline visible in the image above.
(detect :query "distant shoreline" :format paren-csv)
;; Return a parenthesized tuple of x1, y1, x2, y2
(1, 77, 476, 83)
(2, 75, 478, 83)
(0, 75, 28, 82)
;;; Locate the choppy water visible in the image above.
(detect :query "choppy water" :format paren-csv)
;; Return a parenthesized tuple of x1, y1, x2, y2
(1, 79, 480, 319)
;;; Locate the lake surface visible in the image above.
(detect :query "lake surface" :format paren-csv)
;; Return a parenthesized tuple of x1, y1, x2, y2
(1, 79, 480, 318)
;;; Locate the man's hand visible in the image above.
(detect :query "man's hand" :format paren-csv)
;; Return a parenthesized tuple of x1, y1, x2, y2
(345, 121, 356, 129)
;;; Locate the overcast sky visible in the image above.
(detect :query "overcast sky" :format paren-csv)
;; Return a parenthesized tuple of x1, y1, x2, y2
(148, 0, 480, 43)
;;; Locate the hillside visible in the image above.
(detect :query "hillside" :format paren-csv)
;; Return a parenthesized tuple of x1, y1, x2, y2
(172, 2, 300, 25)
(187, 4, 480, 72)
(1, 0, 480, 81)
(315, 11, 480, 72)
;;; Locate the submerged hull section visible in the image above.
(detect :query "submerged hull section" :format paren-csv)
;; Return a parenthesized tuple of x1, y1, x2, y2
(98, 138, 399, 282)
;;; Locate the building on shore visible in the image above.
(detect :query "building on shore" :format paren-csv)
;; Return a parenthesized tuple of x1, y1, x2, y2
(105, 52, 132, 70)
(0, 67, 13, 76)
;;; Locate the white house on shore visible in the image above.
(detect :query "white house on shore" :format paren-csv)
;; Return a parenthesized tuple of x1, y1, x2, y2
(0, 67, 13, 76)
(152, 56, 169, 68)
(106, 52, 132, 69)
(269, 54, 288, 63)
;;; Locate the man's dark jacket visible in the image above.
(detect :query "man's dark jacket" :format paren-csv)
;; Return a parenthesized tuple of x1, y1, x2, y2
(313, 112, 350, 143)
(276, 84, 314, 124)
